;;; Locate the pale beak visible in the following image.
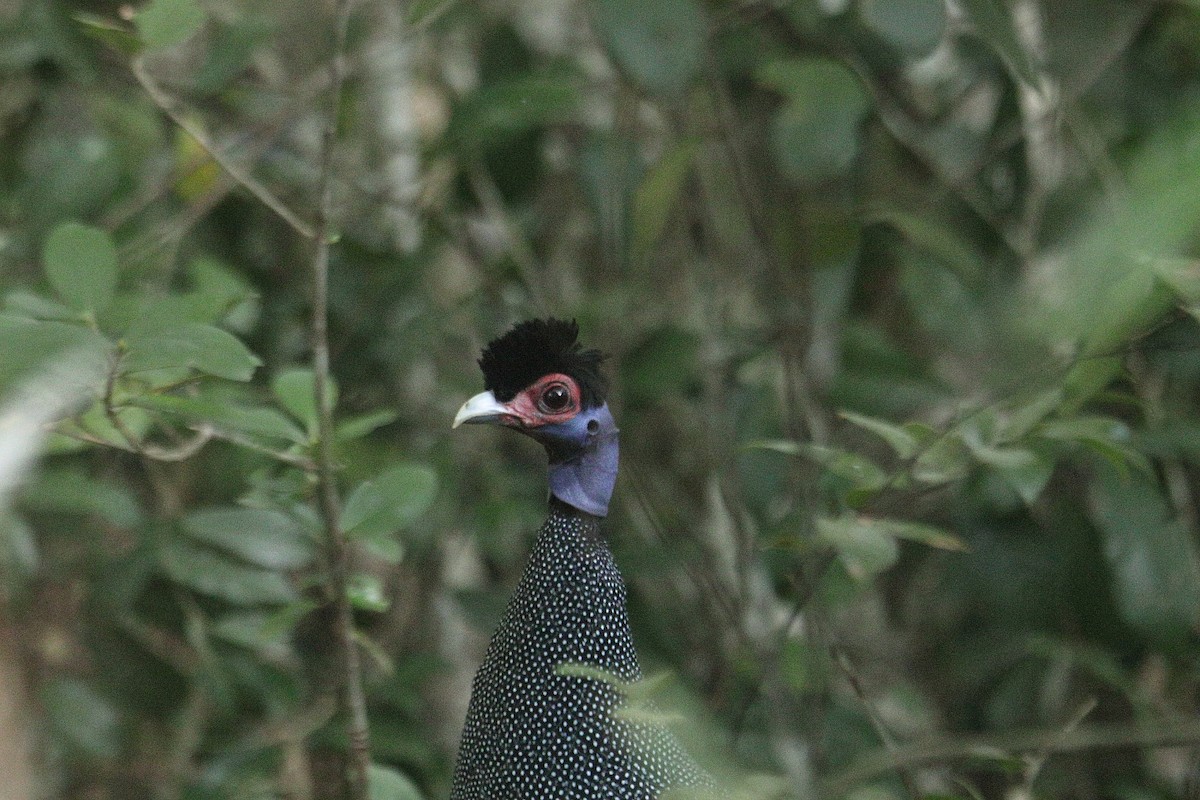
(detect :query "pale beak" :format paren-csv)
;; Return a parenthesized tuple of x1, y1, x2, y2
(453, 390, 510, 429)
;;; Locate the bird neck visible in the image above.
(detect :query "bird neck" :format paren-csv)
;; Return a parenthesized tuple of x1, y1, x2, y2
(544, 404, 619, 518)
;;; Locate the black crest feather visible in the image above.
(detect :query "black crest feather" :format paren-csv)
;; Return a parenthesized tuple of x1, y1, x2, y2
(478, 318, 608, 407)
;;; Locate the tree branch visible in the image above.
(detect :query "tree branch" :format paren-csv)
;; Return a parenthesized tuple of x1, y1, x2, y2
(131, 56, 317, 239)
(308, 0, 369, 797)
(831, 646, 921, 800)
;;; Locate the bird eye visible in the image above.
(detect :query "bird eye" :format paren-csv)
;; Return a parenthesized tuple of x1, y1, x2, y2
(539, 383, 571, 412)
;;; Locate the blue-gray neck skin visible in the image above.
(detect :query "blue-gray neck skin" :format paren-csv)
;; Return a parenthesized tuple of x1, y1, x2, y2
(533, 404, 619, 518)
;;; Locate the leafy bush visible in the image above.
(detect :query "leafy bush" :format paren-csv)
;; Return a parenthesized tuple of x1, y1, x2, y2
(1, 0, 1199, 798)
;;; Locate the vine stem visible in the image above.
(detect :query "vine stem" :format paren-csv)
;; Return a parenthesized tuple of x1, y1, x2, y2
(309, 0, 369, 797)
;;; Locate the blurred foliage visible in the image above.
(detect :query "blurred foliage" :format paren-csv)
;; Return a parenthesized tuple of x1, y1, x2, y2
(1, 0, 1200, 798)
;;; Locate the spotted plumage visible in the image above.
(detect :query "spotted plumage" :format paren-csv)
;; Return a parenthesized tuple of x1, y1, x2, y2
(451, 501, 711, 799)
(451, 319, 713, 799)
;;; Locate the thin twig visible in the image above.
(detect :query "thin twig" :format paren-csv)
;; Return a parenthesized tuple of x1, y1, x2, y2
(131, 56, 316, 239)
(467, 163, 551, 314)
(832, 646, 922, 800)
(308, 0, 370, 797)
(105, 61, 338, 234)
(103, 353, 142, 451)
(821, 716, 1200, 797)
(94, 405, 315, 468)
(50, 424, 137, 453)
(102, 359, 213, 461)
(1020, 698, 1098, 794)
(200, 428, 314, 470)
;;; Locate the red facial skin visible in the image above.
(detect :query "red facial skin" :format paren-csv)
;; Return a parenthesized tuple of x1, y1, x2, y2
(498, 373, 581, 429)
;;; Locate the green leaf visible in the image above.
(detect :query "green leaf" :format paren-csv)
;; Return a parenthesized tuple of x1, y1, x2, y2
(342, 481, 388, 534)
(1039, 416, 1131, 445)
(999, 389, 1063, 441)
(839, 410, 920, 459)
(1040, 416, 1150, 474)
(1082, 439, 1152, 477)
(1061, 357, 1123, 414)
(1088, 466, 1200, 650)
(817, 445, 890, 490)
(0, 512, 38, 578)
(107, 257, 257, 334)
(1152, 257, 1200, 304)
(450, 74, 580, 151)
(408, 0, 455, 29)
(134, 0, 206, 50)
(863, 209, 981, 283)
(965, 441, 1039, 470)
(358, 536, 403, 565)
(998, 455, 1055, 505)
(1081, 268, 1176, 359)
(758, 58, 869, 181)
(161, 539, 298, 605)
(4, 290, 77, 321)
(749, 439, 890, 505)
(957, 0, 1040, 86)
(1033, 108, 1200, 349)
(556, 662, 624, 687)
(22, 468, 143, 527)
(51, 402, 150, 451)
(859, 0, 946, 56)
(816, 515, 900, 580)
(337, 410, 399, 442)
(348, 573, 391, 612)
(181, 507, 315, 570)
(631, 140, 700, 265)
(874, 519, 968, 552)
(779, 638, 825, 694)
(211, 611, 292, 652)
(621, 670, 676, 703)
(964, 417, 1054, 494)
(42, 678, 120, 759)
(613, 704, 686, 727)
(743, 439, 805, 456)
(912, 433, 970, 484)
(260, 600, 319, 641)
(43, 222, 118, 313)
(0, 315, 113, 393)
(368, 764, 424, 800)
(273, 368, 337, 436)
(592, 0, 706, 97)
(124, 322, 261, 381)
(344, 463, 438, 540)
(73, 12, 144, 56)
(821, 449, 890, 494)
(132, 394, 306, 444)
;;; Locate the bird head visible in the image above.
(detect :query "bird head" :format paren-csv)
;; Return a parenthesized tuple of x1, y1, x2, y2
(454, 319, 619, 516)
(453, 318, 610, 449)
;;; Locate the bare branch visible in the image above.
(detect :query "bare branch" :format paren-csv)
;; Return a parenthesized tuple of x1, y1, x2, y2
(131, 56, 317, 239)
(308, 0, 370, 797)
(832, 646, 921, 800)
(467, 163, 552, 315)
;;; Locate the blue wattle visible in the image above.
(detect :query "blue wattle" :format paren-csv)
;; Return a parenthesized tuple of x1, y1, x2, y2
(533, 404, 619, 518)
